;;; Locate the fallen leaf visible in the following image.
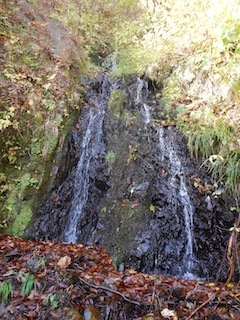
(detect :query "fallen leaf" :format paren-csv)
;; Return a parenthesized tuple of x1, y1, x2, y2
(84, 306, 103, 320)
(161, 308, 177, 318)
(57, 256, 71, 269)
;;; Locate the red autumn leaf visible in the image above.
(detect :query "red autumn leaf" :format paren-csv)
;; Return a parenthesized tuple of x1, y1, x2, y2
(52, 196, 59, 202)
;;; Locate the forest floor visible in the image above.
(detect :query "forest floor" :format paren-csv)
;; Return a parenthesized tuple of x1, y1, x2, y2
(0, 235, 239, 320)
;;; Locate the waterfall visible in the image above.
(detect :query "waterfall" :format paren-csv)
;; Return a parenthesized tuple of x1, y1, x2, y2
(134, 77, 148, 105)
(131, 78, 197, 278)
(129, 77, 199, 276)
(62, 82, 108, 243)
(33, 75, 229, 280)
(158, 126, 197, 276)
(133, 77, 152, 124)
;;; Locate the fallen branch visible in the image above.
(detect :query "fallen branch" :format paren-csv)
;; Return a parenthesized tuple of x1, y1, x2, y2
(79, 277, 142, 306)
(186, 293, 216, 320)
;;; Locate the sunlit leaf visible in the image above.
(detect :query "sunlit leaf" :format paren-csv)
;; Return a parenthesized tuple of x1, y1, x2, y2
(57, 256, 71, 269)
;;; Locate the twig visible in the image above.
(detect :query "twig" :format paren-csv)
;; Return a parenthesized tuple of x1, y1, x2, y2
(225, 213, 240, 285)
(186, 293, 216, 320)
(79, 277, 142, 306)
(151, 274, 157, 306)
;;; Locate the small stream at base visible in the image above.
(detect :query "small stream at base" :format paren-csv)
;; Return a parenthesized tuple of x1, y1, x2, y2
(31, 74, 233, 281)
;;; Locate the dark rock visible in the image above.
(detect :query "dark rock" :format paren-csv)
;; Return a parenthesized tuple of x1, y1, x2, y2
(29, 75, 235, 281)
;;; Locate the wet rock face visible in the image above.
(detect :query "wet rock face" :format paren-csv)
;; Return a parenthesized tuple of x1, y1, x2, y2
(30, 75, 234, 280)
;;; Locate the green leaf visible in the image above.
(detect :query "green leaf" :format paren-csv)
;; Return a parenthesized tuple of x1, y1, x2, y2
(150, 204, 155, 213)
(20, 273, 35, 296)
(0, 282, 12, 304)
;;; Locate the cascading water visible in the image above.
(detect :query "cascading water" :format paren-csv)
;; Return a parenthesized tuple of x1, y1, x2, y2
(158, 126, 197, 277)
(63, 107, 105, 243)
(133, 77, 152, 124)
(61, 77, 112, 243)
(32, 74, 232, 281)
(134, 78, 198, 277)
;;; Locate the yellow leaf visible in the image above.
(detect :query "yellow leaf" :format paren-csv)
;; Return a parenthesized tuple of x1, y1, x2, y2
(43, 83, 51, 90)
(207, 282, 216, 287)
(142, 313, 154, 320)
(48, 73, 56, 80)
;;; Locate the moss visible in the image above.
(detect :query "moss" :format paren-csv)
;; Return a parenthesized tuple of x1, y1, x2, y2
(0, 0, 88, 237)
(108, 90, 127, 118)
(2, 172, 38, 236)
(101, 200, 148, 267)
(10, 200, 33, 237)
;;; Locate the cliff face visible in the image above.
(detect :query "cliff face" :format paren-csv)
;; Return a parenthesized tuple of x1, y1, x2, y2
(30, 75, 235, 281)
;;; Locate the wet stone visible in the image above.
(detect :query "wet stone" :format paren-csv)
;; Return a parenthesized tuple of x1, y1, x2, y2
(30, 75, 235, 281)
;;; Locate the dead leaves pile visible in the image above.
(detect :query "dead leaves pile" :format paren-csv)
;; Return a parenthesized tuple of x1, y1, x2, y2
(0, 235, 239, 319)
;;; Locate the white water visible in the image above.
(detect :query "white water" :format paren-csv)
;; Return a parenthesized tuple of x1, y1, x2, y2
(63, 106, 106, 243)
(64, 76, 197, 275)
(134, 77, 148, 105)
(133, 78, 197, 275)
(134, 78, 151, 124)
(134, 77, 197, 275)
(158, 127, 196, 273)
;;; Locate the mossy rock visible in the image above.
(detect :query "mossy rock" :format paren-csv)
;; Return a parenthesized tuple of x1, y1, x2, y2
(10, 200, 33, 236)
(99, 200, 149, 268)
(108, 89, 127, 118)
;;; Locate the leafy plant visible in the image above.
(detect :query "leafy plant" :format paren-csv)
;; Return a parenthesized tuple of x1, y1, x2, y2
(19, 272, 36, 297)
(123, 110, 134, 127)
(105, 151, 116, 172)
(38, 257, 46, 269)
(101, 207, 107, 213)
(44, 293, 58, 309)
(222, 19, 240, 55)
(0, 281, 12, 304)
(127, 145, 138, 165)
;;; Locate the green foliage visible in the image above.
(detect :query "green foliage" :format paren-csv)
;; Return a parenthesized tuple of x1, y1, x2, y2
(0, 281, 12, 304)
(54, 0, 142, 59)
(19, 272, 36, 297)
(0, 0, 88, 236)
(108, 90, 127, 117)
(149, 204, 155, 213)
(122, 110, 135, 127)
(147, 0, 240, 199)
(44, 293, 58, 309)
(101, 207, 107, 213)
(105, 151, 116, 172)
(222, 19, 240, 56)
(180, 113, 239, 198)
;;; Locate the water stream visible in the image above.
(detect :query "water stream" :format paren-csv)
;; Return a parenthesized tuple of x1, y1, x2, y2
(32, 74, 232, 280)
(158, 126, 197, 277)
(61, 77, 111, 243)
(63, 108, 105, 243)
(135, 78, 198, 276)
